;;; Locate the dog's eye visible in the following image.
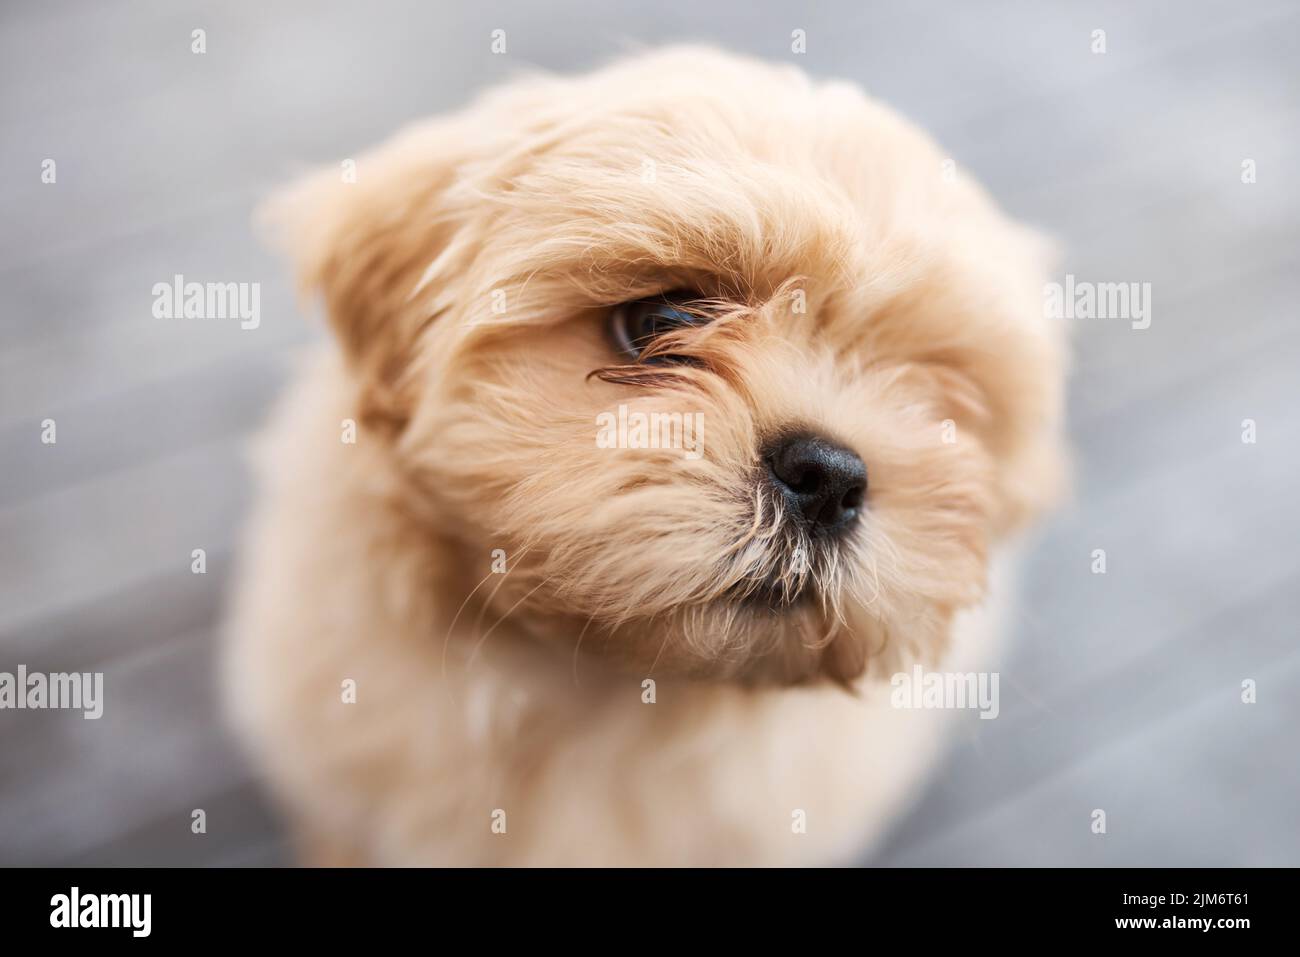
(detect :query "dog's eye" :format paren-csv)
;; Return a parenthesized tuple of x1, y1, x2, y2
(609, 293, 708, 364)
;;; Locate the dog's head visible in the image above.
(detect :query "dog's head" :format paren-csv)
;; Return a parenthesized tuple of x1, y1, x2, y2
(267, 48, 1066, 685)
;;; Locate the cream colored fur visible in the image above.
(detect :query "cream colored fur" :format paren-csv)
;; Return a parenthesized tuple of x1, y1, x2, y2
(223, 47, 1065, 866)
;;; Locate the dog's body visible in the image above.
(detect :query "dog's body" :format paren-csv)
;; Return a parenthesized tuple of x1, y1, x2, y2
(225, 49, 1065, 866)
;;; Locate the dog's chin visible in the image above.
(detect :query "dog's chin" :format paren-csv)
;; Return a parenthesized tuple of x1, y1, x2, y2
(552, 579, 863, 687)
(678, 595, 864, 686)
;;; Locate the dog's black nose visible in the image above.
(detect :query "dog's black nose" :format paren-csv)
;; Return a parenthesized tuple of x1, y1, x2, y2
(765, 433, 867, 533)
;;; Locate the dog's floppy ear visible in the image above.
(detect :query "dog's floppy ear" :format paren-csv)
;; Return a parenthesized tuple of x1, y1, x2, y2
(260, 121, 479, 429)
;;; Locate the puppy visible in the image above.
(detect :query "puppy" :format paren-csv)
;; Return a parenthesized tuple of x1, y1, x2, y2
(224, 47, 1065, 866)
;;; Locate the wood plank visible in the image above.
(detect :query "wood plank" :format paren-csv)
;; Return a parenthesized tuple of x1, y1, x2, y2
(872, 643, 1300, 866)
(0, 438, 249, 634)
(0, 627, 262, 864)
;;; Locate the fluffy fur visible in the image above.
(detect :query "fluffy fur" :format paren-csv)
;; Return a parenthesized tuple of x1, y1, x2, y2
(223, 47, 1066, 866)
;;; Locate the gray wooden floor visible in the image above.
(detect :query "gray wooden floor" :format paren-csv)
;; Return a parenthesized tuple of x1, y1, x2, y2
(2, 0, 1297, 866)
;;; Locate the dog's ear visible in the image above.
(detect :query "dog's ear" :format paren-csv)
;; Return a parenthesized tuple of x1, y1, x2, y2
(259, 122, 479, 429)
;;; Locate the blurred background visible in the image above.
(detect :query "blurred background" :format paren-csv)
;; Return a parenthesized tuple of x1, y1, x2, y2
(2, 0, 1297, 865)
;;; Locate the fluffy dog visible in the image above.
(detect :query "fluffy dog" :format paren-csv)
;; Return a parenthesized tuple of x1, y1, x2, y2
(224, 47, 1066, 866)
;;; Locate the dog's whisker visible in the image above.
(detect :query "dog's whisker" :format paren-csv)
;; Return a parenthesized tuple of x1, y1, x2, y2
(719, 485, 767, 558)
(570, 612, 597, 688)
(461, 543, 534, 676)
(647, 614, 675, 675)
(856, 541, 885, 609)
(467, 574, 553, 672)
(441, 567, 499, 685)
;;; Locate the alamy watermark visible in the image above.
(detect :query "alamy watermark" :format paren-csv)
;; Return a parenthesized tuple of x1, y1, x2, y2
(890, 665, 1000, 720)
(0, 665, 103, 719)
(152, 274, 260, 329)
(50, 887, 150, 937)
(1044, 274, 1151, 330)
(596, 404, 704, 460)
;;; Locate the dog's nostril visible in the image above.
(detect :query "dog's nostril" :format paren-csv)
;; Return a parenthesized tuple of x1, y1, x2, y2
(765, 432, 867, 532)
(789, 470, 821, 496)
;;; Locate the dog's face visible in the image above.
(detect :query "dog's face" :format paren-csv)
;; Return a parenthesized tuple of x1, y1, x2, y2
(269, 48, 1065, 684)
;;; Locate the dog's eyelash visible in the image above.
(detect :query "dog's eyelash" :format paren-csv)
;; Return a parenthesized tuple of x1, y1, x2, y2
(588, 365, 695, 389)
